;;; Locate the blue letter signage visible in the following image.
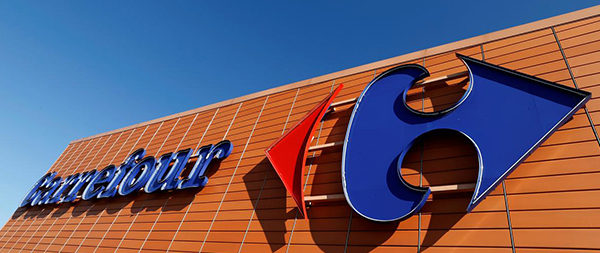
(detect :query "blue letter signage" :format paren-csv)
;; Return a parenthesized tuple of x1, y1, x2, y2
(19, 140, 233, 207)
(342, 54, 591, 222)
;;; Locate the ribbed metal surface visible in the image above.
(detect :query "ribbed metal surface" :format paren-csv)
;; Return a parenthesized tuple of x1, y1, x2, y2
(2, 11, 600, 253)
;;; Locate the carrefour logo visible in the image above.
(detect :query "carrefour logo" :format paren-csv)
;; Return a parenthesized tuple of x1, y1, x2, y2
(20, 141, 232, 207)
(342, 54, 590, 221)
(20, 54, 591, 224)
(265, 54, 590, 222)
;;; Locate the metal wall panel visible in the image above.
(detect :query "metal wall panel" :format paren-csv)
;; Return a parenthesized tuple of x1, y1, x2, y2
(2, 8, 600, 253)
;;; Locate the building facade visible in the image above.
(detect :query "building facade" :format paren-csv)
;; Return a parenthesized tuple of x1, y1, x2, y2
(2, 5, 600, 253)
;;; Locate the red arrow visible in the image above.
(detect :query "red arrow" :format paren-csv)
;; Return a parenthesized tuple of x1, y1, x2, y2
(265, 85, 343, 219)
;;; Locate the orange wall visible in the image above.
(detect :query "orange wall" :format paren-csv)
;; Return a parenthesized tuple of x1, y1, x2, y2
(2, 8, 600, 253)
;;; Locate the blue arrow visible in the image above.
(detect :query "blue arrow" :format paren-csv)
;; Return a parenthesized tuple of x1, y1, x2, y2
(342, 54, 591, 222)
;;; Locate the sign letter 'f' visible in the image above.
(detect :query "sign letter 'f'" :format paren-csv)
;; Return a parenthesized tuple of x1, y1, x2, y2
(342, 54, 591, 222)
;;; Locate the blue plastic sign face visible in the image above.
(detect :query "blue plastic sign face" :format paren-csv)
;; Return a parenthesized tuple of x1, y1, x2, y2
(342, 54, 591, 222)
(19, 140, 233, 207)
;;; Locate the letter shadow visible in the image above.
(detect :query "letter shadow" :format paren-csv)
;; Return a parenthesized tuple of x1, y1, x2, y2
(127, 158, 223, 214)
(242, 155, 360, 253)
(320, 110, 398, 253)
(243, 158, 291, 252)
(408, 130, 478, 251)
(320, 107, 477, 251)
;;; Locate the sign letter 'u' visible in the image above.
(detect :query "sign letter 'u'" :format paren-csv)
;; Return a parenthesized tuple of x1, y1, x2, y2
(342, 54, 591, 222)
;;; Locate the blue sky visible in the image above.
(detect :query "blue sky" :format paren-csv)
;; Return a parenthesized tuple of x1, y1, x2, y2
(0, 1, 596, 225)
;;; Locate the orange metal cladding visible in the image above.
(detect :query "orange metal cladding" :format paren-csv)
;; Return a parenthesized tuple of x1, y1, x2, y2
(3, 5, 600, 253)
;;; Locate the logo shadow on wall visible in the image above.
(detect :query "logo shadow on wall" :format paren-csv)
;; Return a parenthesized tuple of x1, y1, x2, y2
(242, 110, 397, 252)
(395, 77, 479, 251)
(403, 129, 478, 251)
(244, 77, 482, 252)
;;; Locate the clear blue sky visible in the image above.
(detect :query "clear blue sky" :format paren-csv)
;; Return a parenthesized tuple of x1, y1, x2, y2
(0, 1, 596, 226)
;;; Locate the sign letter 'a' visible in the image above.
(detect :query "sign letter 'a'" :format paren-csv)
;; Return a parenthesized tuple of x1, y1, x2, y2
(265, 85, 343, 219)
(343, 54, 591, 222)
